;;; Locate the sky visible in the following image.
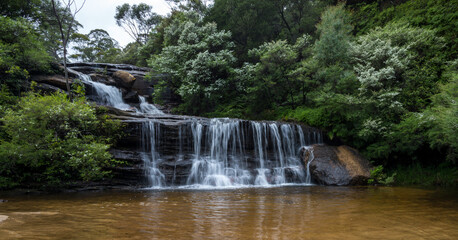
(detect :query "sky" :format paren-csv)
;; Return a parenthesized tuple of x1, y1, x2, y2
(75, 0, 172, 47)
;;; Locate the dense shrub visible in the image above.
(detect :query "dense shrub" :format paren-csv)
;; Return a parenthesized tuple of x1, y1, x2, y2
(0, 91, 122, 189)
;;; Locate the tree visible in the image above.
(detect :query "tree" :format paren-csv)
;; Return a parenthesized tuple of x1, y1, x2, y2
(166, 0, 210, 16)
(314, 3, 353, 67)
(71, 29, 119, 62)
(0, 16, 52, 94)
(150, 13, 236, 115)
(207, 0, 281, 62)
(426, 61, 458, 163)
(51, 0, 86, 100)
(36, 0, 82, 61)
(0, 0, 41, 19)
(207, 0, 330, 61)
(115, 3, 161, 45)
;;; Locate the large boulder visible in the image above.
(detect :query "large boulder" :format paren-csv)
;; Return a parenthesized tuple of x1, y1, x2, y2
(113, 70, 136, 88)
(306, 145, 371, 185)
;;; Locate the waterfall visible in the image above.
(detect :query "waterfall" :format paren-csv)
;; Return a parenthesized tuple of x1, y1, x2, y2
(76, 73, 164, 115)
(141, 121, 165, 187)
(78, 74, 131, 110)
(138, 96, 163, 115)
(302, 146, 315, 184)
(70, 66, 323, 189)
(180, 118, 321, 188)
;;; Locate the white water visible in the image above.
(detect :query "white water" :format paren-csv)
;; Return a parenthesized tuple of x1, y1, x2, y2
(141, 121, 165, 187)
(302, 146, 315, 184)
(77, 73, 164, 115)
(144, 118, 322, 188)
(78, 74, 132, 110)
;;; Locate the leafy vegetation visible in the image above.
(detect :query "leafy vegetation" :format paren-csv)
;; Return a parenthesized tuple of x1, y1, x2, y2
(0, 89, 122, 189)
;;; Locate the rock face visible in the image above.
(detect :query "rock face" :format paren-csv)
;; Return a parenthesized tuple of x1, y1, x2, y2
(307, 145, 371, 185)
(32, 75, 72, 90)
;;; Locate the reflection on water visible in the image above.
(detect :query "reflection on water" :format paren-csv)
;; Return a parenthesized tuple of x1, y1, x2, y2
(0, 187, 457, 239)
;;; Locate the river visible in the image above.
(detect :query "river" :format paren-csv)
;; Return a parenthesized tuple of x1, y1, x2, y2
(1, 186, 457, 239)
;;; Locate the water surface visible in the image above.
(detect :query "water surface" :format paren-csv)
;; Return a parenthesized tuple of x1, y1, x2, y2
(1, 186, 457, 239)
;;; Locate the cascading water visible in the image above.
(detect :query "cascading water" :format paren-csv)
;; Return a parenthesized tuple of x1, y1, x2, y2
(302, 146, 315, 184)
(78, 74, 131, 110)
(76, 73, 164, 115)
(138, 96, 163, 115)
(178, 118, 321, 188)
(141, 121, 165, 187)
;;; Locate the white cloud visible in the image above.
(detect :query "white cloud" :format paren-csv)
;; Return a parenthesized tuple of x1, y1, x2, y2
(75, 0, 171, 47)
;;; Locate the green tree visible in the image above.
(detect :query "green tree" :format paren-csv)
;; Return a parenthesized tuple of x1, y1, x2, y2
(0, 16, 52, 94)
(150, 13, 236, 115)
(0, 0, 41, 19)
(71, 29, 120, 62)
(207, 0, 281, 62)
(314, 3, 353, 67)
(115, 3, 161, 45)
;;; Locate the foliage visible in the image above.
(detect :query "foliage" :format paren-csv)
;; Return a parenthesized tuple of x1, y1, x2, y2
(391, 163, 458, 187)
(71, 29, 120, 62)
(0, 92, 122, 189)
(150, 14, 237, 115)
(115, 3, 161, 45)
(314, 3, 353, 67)
(350, 0, 458, 58)
(368, 165, 396, 185)
(207, 0, 329, 61)
(0, 0, 41, 19)
(426, 61, 458, 163)
(0, 16, 52, 93)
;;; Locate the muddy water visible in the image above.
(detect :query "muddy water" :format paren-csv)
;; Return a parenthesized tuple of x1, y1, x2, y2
(0, 186, 457, 239)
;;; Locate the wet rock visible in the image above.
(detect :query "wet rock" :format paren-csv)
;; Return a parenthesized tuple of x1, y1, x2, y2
(36, 83, 65, 94)
(89, 73, 116, 86)
(113, 71, 136, 88)
(123, 91, 140, 104)
(32, 75, 72, 90)
(308, 145, 371, 185)
(132, 78, 154, 96)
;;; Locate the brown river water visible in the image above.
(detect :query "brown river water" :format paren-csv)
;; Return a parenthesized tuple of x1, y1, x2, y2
(0, 186, 457, 240)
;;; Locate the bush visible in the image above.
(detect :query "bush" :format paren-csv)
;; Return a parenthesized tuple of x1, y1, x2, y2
(0, 92, 122, 189)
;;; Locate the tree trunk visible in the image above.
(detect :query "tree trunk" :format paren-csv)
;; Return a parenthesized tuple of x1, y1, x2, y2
(62, 44, 72, 101)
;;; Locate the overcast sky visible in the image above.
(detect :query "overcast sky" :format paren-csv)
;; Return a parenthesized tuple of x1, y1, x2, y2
(75, 0, 172, 47)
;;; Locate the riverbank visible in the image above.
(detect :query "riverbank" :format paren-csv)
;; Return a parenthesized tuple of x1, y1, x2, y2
(389, 163, 458, 187)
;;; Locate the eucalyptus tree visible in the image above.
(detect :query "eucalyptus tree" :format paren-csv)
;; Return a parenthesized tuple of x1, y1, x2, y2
(115, 3, 161, 45)
(50, 0, 86, 100)
(71, 29, 119, 62)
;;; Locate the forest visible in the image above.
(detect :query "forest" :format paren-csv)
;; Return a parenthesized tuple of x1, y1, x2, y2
(0, 0, 457, 189)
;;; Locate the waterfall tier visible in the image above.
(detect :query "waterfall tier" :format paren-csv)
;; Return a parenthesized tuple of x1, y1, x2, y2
(132, 117, 323, 188)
